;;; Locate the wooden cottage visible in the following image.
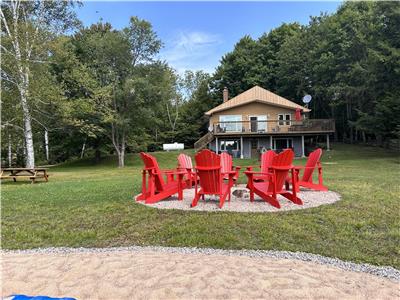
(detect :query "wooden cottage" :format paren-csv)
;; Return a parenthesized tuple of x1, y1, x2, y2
(194, 86, 334, 158)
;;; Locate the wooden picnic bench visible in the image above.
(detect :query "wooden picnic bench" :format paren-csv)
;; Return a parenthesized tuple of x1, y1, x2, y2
(1, 167, 49, 183)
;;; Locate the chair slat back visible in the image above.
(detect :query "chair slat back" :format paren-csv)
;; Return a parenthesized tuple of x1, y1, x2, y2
(177, 153, 193, 169)
(302, 148, 322, 182)
(220, 152, 233, 173)
(269, 149, 294, 192)
(260, 150, 277, 173)
(140, 152, 165, 190)
(195, 150, 221, 193)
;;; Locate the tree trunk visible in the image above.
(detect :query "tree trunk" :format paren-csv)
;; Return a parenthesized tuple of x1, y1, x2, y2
(95, 148, 101, 163)
(80, 138, 86, 159)
(44, 129, 49, 162)
(21, 86, 35, 168)
(8, 133, 12, 167)
(362, 131, 366, 144)
(118, 150, 125, 168)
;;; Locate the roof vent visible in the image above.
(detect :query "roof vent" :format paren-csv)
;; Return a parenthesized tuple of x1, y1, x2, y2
(223, 87, 229, 103)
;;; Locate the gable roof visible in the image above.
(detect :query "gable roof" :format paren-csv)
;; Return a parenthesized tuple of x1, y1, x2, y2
(205, 86, 311, 116)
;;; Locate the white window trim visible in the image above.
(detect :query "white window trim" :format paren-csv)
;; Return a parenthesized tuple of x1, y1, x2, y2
(278, 114, 291, 126)
(249, 115, 268, 132)
(219, 115, 242, 132)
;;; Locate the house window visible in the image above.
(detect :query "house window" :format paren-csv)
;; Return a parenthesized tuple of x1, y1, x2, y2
(220, 140, 239, 152)
(278, 114, 291, 126)
(249, 115, 267, 132)
(219, 115, 242, 132)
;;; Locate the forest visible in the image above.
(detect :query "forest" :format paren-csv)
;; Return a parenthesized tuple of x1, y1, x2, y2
(1, 1, 399, 168)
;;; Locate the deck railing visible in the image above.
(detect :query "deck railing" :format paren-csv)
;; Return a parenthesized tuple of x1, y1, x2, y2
(213, 119, 335, 134)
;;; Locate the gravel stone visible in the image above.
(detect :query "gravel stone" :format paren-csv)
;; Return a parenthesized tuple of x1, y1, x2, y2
(3, 246, 399, 282)
(135, 184, 342, 212)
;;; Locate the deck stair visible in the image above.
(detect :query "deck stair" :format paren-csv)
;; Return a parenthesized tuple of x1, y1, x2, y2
(194, 132, 214, 152)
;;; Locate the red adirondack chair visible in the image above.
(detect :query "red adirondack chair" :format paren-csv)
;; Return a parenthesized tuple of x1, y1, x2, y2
(191, 149, 235, 208)
(245, 149, 302, 208)
(177, 153, 197, 188)
(220, 152, 241, 183)
(136, 152, 186, 204)
(246, 150, 277, 182)
(286, 148, 328, 192)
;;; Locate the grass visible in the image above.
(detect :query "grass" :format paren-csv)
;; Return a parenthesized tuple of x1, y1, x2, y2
(2, 144, 400, 268)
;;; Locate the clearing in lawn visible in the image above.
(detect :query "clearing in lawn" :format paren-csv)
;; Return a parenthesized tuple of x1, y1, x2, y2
(2, 144, 400, 270)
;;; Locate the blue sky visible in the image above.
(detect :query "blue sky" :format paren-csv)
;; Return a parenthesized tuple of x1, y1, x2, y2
(76, 1, 341, 74)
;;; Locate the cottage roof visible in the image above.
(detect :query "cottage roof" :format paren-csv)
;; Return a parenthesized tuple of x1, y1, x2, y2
(205, 86, 311, 116)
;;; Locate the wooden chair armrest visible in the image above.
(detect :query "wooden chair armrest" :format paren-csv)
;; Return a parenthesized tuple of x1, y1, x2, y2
(271, 166, 293, 171)
(221, 171, 237, 176)
(292, 166, 304, 170)
(244, 171, 273, 176)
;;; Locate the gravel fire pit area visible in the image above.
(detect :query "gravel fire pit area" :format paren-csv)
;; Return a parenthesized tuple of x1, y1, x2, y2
(136, 184, 341, 212)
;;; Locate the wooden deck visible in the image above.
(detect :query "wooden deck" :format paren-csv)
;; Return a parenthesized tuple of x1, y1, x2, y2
(213, 119, 335, 136)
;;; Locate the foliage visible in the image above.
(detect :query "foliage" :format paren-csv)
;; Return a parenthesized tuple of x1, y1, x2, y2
(212, 2, 400, 144)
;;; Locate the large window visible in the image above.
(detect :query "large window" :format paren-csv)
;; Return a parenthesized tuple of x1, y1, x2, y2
(278, 114, 291, 126)
(219, 115, 242, 132)
(250, 115, 267, 132)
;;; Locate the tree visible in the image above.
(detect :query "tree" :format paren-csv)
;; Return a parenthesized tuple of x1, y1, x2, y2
(0, 0, 80, 167)
(211, 1, 400, 144)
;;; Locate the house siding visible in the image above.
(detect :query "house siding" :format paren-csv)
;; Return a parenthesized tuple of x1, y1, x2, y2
(209, 102, 295, 128)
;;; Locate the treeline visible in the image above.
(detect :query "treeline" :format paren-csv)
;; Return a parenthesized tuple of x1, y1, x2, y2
(1, 1, 215, 167)
(1, 1, 399, 168)
(211, 1, 400, 145)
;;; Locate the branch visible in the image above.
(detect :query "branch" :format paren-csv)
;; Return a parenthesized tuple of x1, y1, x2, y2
(1, 71, 21, 88)
(1, 121, 24, 131)
(0, 4, 13, 39)
(0, 44, 17, 58)
(31, 116, 48, 130)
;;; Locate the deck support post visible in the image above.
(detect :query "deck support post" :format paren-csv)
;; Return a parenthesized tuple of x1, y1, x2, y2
(326, 134, 330, 151)
(240, 136, 244, 159)
(301, 135, 305, 157)
(216, 137, 219, 154)
(270, 136, 273, 150)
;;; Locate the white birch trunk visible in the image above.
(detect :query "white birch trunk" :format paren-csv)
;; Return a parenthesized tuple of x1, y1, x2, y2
(111, 123, 126, 168)
(80, 138, 86, 159)
(3, 1, 36, 168)
(20, 81, 35, 168)
(44, 129, 49, 161)
(8, 133, 12, 167)
(118, 150, 125, 168)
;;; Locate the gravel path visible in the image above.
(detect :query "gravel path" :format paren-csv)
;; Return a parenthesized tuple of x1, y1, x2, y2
(3, 245, 399, 282)
(136, 184, 341, 212)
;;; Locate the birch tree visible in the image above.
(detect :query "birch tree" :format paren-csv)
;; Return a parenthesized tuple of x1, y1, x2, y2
(0, 0, 79, 167)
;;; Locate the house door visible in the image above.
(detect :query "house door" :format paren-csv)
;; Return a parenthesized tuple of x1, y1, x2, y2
(250, 116, 258, 132)
(251, 140, 258, 158)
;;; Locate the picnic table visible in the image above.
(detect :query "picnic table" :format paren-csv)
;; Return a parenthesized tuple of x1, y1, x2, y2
(1, 167, 49, 183)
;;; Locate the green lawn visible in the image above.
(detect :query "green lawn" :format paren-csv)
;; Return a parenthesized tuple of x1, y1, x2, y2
(2, 144, 400, 268)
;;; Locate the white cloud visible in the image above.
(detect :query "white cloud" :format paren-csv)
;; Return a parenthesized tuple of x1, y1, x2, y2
(159, 30, 222, 74)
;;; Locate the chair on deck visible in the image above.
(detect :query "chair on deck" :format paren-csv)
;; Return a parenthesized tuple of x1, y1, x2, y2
(177, 153, 197, 188)
(286, 148, 328, 192)
(136, 152, 186, 204)
(246, 150, 277, 182)
(220, 152, 241, 184)
(191, 149, 235, 209)
(245, 149, 302, 208)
